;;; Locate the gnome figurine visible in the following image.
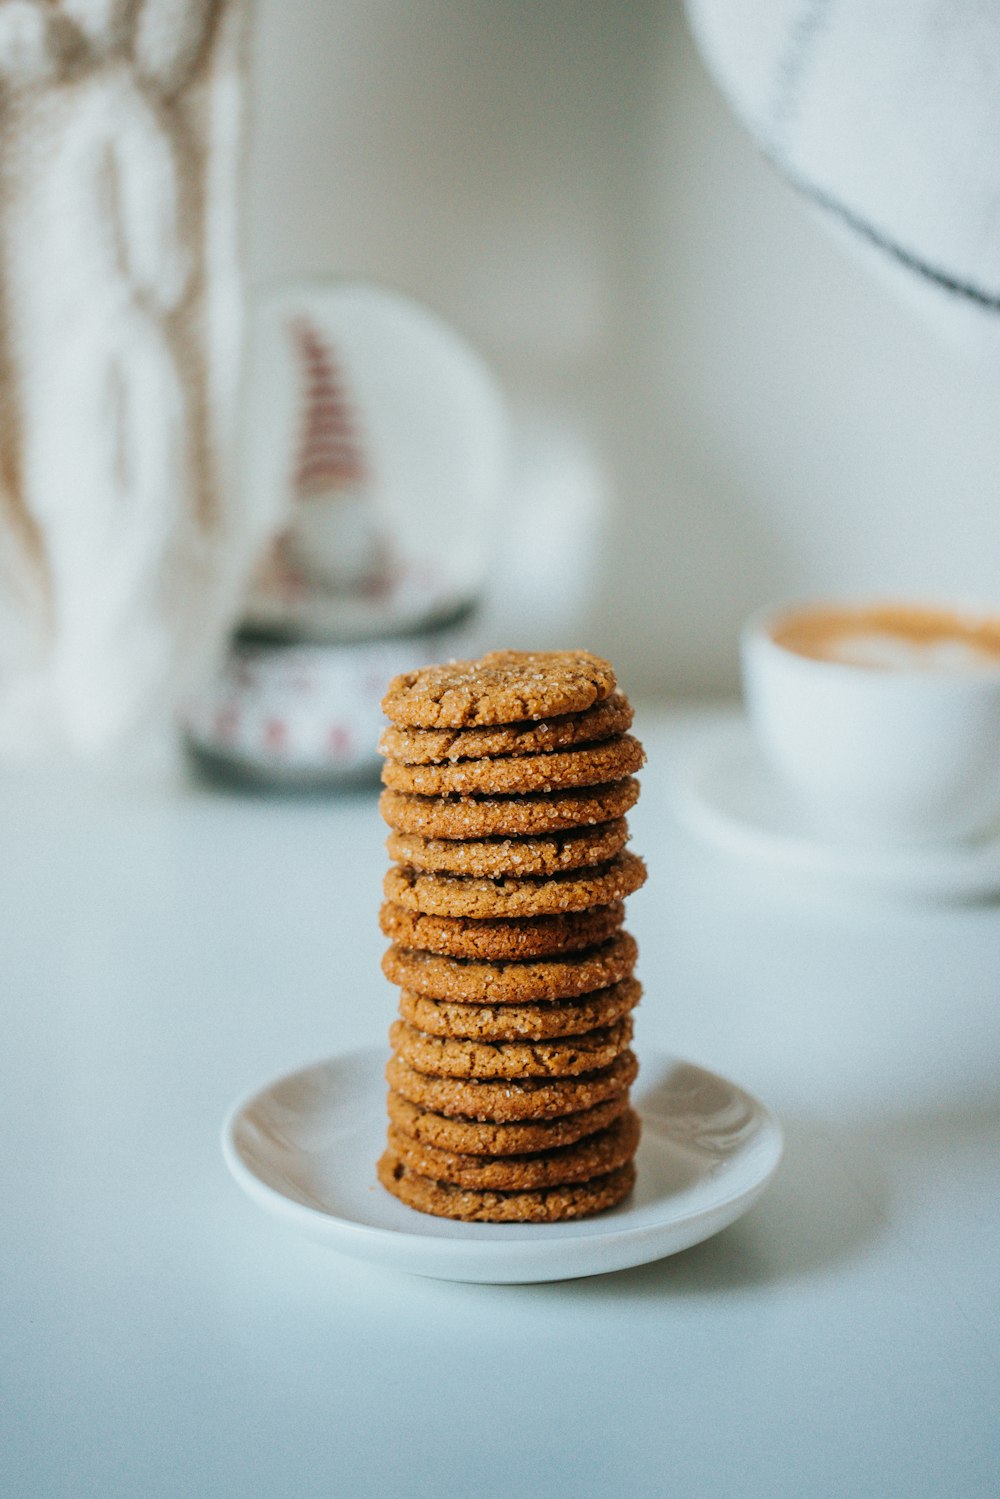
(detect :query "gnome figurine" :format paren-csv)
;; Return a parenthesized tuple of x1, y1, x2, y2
(280, 319, 391, 596)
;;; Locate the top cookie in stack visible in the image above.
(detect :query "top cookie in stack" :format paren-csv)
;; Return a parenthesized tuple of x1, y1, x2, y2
(376, 650, 646, 1223)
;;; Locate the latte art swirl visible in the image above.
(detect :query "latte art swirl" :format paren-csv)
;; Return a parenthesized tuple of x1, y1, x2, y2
(770, 604, 1000, 673)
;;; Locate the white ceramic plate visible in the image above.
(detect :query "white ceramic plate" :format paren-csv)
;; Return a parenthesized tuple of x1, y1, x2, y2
(672, 720, 1000, 901)
(222, 1045, 783, 1284)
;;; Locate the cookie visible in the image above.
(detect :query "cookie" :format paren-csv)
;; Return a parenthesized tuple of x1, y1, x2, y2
(379, 778, 640, 839)
(377, 647, 646, 1222)
(386, 1088, 631, 1156)
(383, 852, 646, 920)
(386, 1109, 640, 1191)
(380, 900, 625, 961)
(378, 1153, 636, 1221)
(388, 1016, 633, 1079)
(381, 649, 616, 729)
(385, 820, 630, 878)
(381, 931, 639, 1003)
(397, 976, 641, 1041)
(386, 1048, 639, 1120)
(381, 734, 645, 796)
(378, 693, 633, 765)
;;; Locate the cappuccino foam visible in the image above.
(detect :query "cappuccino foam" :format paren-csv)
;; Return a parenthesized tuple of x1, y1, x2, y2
(771, 604, 1000, 673)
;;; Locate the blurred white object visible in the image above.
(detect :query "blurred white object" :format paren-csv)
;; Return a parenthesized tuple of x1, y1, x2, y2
(741, 600, 1000, 847)
(478, 410, 607, 649)
(0, 0, 264, 758)
(242, 281, 507, 643)
(673, 717, 1000, 900)
(183, 619, 480, 786)
(185, 279, 505, 786)
(687, 0, 1000, 359)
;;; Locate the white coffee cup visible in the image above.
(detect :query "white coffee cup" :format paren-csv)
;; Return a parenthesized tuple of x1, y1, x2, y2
(741, 600, 1000, 847)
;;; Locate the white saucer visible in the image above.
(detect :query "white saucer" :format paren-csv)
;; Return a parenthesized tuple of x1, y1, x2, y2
(672, 721, 1000, 900)
(221, 1045, 783, 1284)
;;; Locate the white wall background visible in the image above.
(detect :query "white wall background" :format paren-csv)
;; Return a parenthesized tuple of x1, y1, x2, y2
(246, 0, 1000, 694)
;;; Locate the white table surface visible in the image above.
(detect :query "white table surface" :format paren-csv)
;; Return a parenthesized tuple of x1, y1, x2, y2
(3, 703, 998, 1499)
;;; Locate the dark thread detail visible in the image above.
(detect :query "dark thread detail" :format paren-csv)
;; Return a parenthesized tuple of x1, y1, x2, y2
(769, 0, 835, 145)
(774, 160, 1000, 312)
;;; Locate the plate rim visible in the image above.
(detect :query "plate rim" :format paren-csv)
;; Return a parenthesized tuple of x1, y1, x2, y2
(672, 719, 1000, 898)
(221, 1044, 784, 1282)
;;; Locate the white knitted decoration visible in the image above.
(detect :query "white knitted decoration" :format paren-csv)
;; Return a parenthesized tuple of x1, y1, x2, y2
(0, 0, 264, 755)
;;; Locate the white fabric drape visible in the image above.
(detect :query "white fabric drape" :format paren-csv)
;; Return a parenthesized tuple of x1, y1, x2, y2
(0, 0, 266, 754)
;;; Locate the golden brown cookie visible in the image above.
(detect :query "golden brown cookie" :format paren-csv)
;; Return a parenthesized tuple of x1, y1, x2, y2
(378, 693, 633, 765)
(386, 1048, 639, 1120)
(381, 734, 645, 796)
(379, 778, 640, 839)
(381, 931, 639, 1003)
(383, 852, 646, 920)
(397, 976, 641, 1041)
(378, 1153, 636, 1221)
(381, 649, 616, 729)
(379, 900, 625, 961)
(386, 1089, 631, 1156)
(388, 1016, 633, 1079)
(385, 820, 630, 878)
(386, 1109, 640, 1191)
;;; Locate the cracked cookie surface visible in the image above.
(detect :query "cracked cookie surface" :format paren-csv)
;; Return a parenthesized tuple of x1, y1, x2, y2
(379, 693, 632, 764)
(385, 1048, 639, 1120)
(386, 1108, 640, 1191)
(379, 778, 639, 839)
(389, 1015, 633, 1079)
(377, 647, 645, 1222)
(380, 900, 624, 960)
(384, 851, 646, 919)
(396, 976, 641, 1041)
(385, 820, 630, 878)
(381, 931, 638, 1003)
(382, 734, 645, 796)
(381, 649, 616, 728)
(386, 1089, 630, 1156)
(378, 1153, 636, 1221)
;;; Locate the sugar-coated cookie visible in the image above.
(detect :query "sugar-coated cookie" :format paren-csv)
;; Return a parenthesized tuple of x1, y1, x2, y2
(386, 1109, 640, 1191)
(385, 1048, 639, 1121)
(385, 820, 630, 878)
(381, 931, 639, 1003)
(378, 1153, 636, 1221)
(383, 851, 646, 920)
(389, 1015, 633, 1080)
(379, 900, 625, 961)
(381, 735, 645, 796)
(377, 647, 645, 1223)
(379, 778, 640, 839)
(378, 693, 633, 765)
(396, 976, 641, 1041)
(386, 1088, 631, 1156)
(381, 650, 616, 729)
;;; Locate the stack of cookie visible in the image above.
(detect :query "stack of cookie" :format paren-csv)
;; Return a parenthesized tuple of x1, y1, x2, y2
(376, 650, 646, 1223)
